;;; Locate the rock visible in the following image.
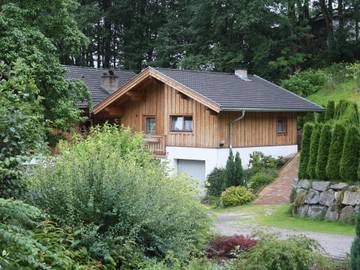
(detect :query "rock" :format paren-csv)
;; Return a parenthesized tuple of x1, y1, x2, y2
(297, 205, 309, 217)
(308, 205, 327, 219)
(325, 206, 339, 221)
(349, 186, 358, 192)
(355, 205, 360, 214)
(297, 179, 311, 190)
(305, 189, 320, 204)
(330, 182, 349, 190)
(312, 181, 330, 192)
(319, 190, 336, 206)
(339, 206, 355, 224)
(342, 191, 360, 205)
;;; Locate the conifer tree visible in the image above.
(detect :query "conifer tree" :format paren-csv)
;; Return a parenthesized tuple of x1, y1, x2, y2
(351, 208, 360, 269)
(326, 123, 346, 180)
(233, 152, 244, 186)
(316, 124, 332, 180)
(316, 112, 325, 123)
(307, 124, 321, 179)
(299, 123, 314, 179)
(225, 149, 236, 187)
(325, 100, 335, 121)
(340, 126, 360, 182)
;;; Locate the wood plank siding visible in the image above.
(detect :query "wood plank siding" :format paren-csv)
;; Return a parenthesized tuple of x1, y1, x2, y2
(98, 79, 298, 148)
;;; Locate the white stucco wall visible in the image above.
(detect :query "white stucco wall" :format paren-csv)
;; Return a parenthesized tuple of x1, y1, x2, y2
(166, 144, 298, 181)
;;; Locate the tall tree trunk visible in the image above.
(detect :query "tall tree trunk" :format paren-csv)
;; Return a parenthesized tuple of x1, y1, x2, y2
(102, 0, 112, 68)
(319, 0, 334, 48)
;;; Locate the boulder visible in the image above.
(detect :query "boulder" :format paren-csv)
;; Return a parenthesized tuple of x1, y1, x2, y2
(349, 186, 359, 192)
(319, 190, 336, 206)
(297, 205, 309, 217)
(325, 206, 339, 221)
(330, 182, 349, 190)
(342, 191, 360, 205)
(297, 179, 311, 190)
(339, 206, 355, 224)
(305, 189, 320, 204)
(312, 181, 330, 192)
(308, 205, 327, 219)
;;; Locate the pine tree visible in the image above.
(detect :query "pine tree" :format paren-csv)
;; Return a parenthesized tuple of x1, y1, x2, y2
(340, 126, 360, 182)
(351, 208, 360, 269)
(326, 123, 346, 180)
(233, 152, 244, 186)
(299, 123, 314, 179)
(325, 100, 335, 121)
(225, 149, 236, 187)
(316, 124, 332, 180)
(307, 124, 322, 179)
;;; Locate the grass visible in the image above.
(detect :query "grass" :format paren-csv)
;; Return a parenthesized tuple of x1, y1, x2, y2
(211, 204, 355, 236)
(308, 79, 360, 107)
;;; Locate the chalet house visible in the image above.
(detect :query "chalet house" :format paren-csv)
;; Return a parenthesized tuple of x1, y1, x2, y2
(65, 66, 323, 184)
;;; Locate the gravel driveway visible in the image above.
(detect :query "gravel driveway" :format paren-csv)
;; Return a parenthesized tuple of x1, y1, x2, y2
(214, 211, 354, 259)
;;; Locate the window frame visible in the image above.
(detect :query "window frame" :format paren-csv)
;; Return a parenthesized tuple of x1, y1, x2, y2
(276, 118, 287, 135)
(144, 115, 156, 135)
(169, 115, 193, 133)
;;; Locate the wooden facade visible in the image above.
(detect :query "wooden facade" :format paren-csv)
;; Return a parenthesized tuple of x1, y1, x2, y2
(94, 78, 299, 150)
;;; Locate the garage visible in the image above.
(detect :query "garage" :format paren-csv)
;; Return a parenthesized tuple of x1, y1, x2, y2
(177, 159, 206, 186)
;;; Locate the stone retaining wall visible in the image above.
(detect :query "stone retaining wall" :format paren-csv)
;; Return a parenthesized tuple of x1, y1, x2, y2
(292, 179, 360, 224)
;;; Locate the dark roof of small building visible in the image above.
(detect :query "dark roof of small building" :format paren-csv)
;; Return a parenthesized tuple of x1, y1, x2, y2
(154, 68, 323, 112)
(64, 65, 135, 107)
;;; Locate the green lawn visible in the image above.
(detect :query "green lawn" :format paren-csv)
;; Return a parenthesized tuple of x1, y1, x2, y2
(211, 204, 355, 236)
(308, 79, 360, 107)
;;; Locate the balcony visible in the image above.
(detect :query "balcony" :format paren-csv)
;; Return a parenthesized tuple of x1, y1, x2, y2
(143, 135, 166, 157)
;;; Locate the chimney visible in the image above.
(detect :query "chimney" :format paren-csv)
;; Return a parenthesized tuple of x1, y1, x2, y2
(101, 70, 119, 94)
(235, 69, 250, 81)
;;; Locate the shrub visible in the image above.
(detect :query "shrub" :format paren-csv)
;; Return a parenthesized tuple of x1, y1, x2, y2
(207, 235, 257, 260)
(299, 123, 313, 179)
(206, 168, 226, 197)
(352, 208, 360, 270)
(316, 124, 332, 180)
(325, 100, 335, 121)
(225, 150, 243, 187)
(248, 169, 278, 192)
(340, 126, 360, 182)
(231, 233, 332, 270)
(26, 125, 211, 265)
(248, 152, 279, 172)
(307, 124, 322, 179)
(0, 199, 97, 269)
(326, 123, 346, 180)
(220, 186, 255, 207)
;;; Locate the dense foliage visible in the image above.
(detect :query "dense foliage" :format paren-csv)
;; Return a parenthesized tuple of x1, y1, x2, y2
(205, 168, 226, 197)
(326, 123, 346, 180)
(316, 124, 332, 180)
(299, 123, 314, 179)
(307, 124, 322, 179)
(340, 126, 360, 182)
(225, 150, 244, 187)
(351, 208, 360, 270)
(27, 125, 211, 266)
(220, 186, 255, 208)
(0, 199, 97, 269)
(248, 170, 278, 193)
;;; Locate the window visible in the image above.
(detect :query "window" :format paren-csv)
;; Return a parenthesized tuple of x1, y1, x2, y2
(276, 119, 287, 134)
(171, 116, 193, 132)
(145, 116, 156, 135)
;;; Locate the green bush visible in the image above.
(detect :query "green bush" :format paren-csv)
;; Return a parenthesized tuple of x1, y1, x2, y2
(231, 233, 332, 270)
(315, 124, 332, 180)
(248, 169, 278, 192)
(220, 186, 255, 207)
(325, 100, 335, 121)
(248, 151, 279, 172)
(27, 125, 211, 265)
(351, 208, 360, 270)
(340, 126, 360, 182)
(280, 69, 328, 97)
(0, 199, 96, 269)
(205, 168, 226, 197)
(299, 123, 314, 179)
(225, 150, 244, 187)
(326, 123, 346, 180)
(307, 124, 322, 179)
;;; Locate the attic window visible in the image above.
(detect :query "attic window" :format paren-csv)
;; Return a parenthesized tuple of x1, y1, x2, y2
(276, 119, 287, 134)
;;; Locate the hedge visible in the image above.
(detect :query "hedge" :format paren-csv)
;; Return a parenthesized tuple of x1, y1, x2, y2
(307, 124, 322, 179)
(340, 126, 360, 182)
(299, 123, 314, 179)
(326, 123, 346, 180)
(316, 124, 332, 180)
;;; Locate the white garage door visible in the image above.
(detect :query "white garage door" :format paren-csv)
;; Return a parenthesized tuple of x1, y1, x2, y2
(177, 159, 206, 185)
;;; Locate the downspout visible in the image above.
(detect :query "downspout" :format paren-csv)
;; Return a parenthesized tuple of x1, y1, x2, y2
(229, 110, 246, 148)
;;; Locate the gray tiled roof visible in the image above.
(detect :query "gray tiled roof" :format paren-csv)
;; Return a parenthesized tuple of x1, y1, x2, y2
(64, 65, 135, 107)
(154, 68, 323, 112)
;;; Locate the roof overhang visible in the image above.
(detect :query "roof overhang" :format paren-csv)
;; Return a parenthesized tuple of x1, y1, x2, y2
(221, 107, 325, 112)
(93, 67, 221, 114)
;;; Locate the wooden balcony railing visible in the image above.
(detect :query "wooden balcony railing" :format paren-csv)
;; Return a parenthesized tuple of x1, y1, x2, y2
(143, 135, 166, 156)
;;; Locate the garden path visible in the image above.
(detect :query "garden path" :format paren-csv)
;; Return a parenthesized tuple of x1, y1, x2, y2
(254, 153, 299, 205)
(214, 210, 354, 259)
